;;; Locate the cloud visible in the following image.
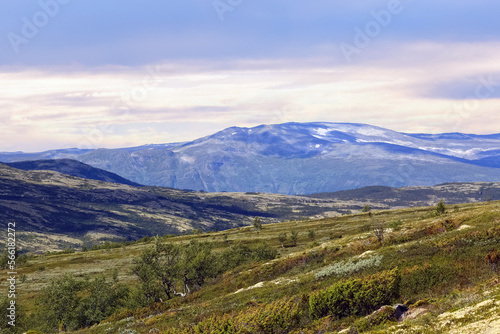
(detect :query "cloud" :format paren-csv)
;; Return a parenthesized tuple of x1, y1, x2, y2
(0, 39, 498, 152)
(420, 74, 500, 100)
(1, 0, 499, 66)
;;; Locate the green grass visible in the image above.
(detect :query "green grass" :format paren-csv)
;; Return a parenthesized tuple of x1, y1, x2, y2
(3, 200, 500, 333)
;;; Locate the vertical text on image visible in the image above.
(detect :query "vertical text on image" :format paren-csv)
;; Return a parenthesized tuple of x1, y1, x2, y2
(6, 222, 17, 327)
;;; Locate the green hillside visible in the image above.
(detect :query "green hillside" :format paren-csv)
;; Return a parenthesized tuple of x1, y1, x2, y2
(2, 200, 500, 333)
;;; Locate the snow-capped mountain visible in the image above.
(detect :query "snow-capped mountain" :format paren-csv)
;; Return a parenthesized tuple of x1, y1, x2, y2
(2, 122, 500, 194)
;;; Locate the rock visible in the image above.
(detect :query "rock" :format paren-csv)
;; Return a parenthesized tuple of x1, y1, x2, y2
(403, 307, 428, 320)
(394, 304, 409, 321)
(339, 327, 358, 334)
(347, 327, 359, 334)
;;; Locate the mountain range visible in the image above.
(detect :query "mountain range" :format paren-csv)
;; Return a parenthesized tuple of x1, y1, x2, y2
(2, 122, 500, 195)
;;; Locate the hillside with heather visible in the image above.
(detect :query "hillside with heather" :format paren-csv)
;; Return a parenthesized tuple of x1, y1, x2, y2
(2, 199, 500, 333)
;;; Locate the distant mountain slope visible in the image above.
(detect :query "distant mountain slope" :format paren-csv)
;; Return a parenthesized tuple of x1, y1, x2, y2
(2, 122, 500, 194)
(5, 159, 142, 187)
(307, 182, 500, 207)
(3, 162, 500, 251)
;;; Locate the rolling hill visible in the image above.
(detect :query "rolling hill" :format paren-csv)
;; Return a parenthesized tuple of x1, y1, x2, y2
(3, 160, 500, 252)
(5, 159, 142, 187)
(307, 182, 500, 207)
(0, 163, 353, 252)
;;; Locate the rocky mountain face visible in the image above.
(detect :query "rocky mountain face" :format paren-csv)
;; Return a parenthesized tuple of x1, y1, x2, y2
(2, 122, 500, 195)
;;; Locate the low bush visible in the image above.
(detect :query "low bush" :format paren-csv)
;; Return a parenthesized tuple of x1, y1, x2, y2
(389, 220, 403, 231)
(315, 255, 384, 279)
(217, 242, 278, 272)
(354, 305, 398, 332)
(400, 263, 457, 297)
(35, 273, 128, 332)
(163, 297, 302, 334)
(309, 268, 401, 319)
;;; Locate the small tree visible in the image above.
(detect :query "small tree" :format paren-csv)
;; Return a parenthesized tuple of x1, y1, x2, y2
(372, 220, 385, 245)
(436, 200, 446, 215)
(131, 237, 181, 304)
(253, 217, 263, 232)
(36, 274, 83, 331)
(278, 233, 287, 248)
(290, 230, 299, 247)
(308, 230, 316, 241)
(77, 275, 128, 328)
(362, 205, 371, 213)
(175, 240, 216, 297)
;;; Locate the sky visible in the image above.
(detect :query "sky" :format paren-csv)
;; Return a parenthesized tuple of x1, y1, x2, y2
(1, 0, 499, 152)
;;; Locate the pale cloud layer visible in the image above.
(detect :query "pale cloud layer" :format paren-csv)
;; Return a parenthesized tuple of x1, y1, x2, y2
(1, 41, 499, 152)
(0, 1, 499, 151)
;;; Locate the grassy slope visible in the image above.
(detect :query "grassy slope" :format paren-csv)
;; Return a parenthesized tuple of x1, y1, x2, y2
(5, 200, 500, 333)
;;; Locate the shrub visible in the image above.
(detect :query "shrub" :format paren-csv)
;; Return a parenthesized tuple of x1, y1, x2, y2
(400, 263, 457, 297)
(372, 220, 385, 244)
(425, 222, 446, 235)
(436, 200, 446, 215)
(290, 230, 299, 247)
(252, 242, 279, 262)
(0, 297, 26, 333)
(485, 249, 499, 272)
(191, 314, 235, 333)
(426, 218, 462, 235)
(240, 297, 303, 333)
(164, 297, 302, 334)
(35, 273, 128, 331)
(389, 220, 403, 231)
(216, 242, 278, 273)
(315, 255, 384, 279)
(351, 240, 368, 255)
(486, 227, 500, 238)
(278, 233, 287, 248)
(309, 268, 401, 319)
(253, 216, 263, 231)
(354, 305, 397, 332)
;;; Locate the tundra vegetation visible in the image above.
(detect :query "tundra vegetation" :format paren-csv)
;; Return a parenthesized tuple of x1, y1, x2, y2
(2, 200, 500, 333)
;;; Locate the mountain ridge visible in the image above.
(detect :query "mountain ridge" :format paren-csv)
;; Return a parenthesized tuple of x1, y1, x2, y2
(2, 122, 500, 195)
(4, 159, 142, 187)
